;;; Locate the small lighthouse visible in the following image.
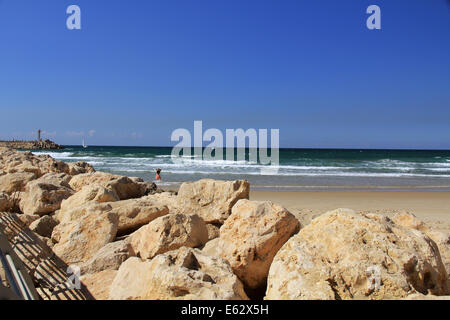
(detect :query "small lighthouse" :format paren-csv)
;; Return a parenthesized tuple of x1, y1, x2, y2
(37, 129, 41, 141)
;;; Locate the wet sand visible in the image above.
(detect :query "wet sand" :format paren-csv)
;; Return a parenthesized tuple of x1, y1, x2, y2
(250, 191, 450, 234)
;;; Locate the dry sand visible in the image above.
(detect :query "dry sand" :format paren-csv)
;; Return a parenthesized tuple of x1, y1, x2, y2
(250, 191, 450, 234)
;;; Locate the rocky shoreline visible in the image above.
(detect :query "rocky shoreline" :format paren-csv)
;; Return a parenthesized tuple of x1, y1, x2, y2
(0, 147, 449, 300)
(0, 139, 64, 150)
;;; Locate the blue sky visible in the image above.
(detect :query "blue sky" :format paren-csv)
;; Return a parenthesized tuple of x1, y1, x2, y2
(0, 0, 449, 149)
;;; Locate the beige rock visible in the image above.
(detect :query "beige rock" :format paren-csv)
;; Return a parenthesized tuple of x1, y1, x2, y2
(0, 172, 36, 194)
(392, 212, 450, 278)
(109, 248, 249, 300)
(130, 213, 208, 259)
(36, 172, 72, 187)
(52, 210, 119, 265)
(69, 172, 150, 200)
(202, 238, 220, 257)
(81, 270, 117, 300)
(0, 192, 13, 211)
(19, 178, 74, 216)
(176, 179, 250, 224)
(29, 215, 59, 238)
(66, 161, 95, 176)
(206, 224, 220, 241)
(55, 201, 113, 224)
(0, 149, 69, 179)
(109, 195, 169, 235)
(216, 200, 300, 290)
(265, 209, 449, 300)
(59, 184, 119, 216)
(79, 239, 133, 275)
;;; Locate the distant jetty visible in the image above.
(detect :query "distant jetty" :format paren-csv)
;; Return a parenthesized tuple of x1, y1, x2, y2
(0, 139, 64, 150)
(0, 129, 64, 150)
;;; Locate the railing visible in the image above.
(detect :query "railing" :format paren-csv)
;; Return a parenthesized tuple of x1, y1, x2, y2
(0, 231, 38, 300)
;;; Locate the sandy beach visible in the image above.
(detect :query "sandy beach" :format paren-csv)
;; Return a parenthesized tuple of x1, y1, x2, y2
(251, 191, 450, 234)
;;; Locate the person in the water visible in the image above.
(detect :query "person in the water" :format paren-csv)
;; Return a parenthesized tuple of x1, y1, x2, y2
(155, 168, 162, 181)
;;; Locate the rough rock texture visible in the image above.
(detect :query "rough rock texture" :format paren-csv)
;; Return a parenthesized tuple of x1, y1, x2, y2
(67, 161, 95, 175)
(55, 202, 113, 224)
(265, 209, 449, 300)
(52, 210, 119, 265)
(59, 184, 119, 216)
(217, 200, 300, 290)
(206, 224, 221, 241)
(392, 212, 450, 278)
(109, 248, 249, 300)
(0, 149, 71, 179)
(0, 172, 36, 193)
(202, 238, 220, 257)
(29, 215, 59, 238)
(68, 172, 151, 200)
(79, 239, 133, 275)
(80, 270, 117, 300)
(19, 174, 74, 216)
(109, 195, 170, 235)
(176, 179, 250, 224)
(0, 192, 13, 211)
(130, 213, 208, 259)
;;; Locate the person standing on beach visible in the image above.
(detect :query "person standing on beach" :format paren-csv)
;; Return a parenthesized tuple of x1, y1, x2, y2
(155, 168, 162, 181)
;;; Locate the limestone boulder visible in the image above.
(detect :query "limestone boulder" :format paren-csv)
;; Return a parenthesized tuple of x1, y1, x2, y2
(66, 161, 95, 176)
(29, 215, 59, 238)
(176, 179, 250, 224)
(109, 247, 249, 300)
(130, 213, 208, 259)
(265, 209, 449, 300)
(0, 149, 69, 178)
(69, 172, 150, 200)
(216, 200, 300, 290)
(80, 270, 117, 300)
(206, 224, 220, 241)
(79, 239, 133, 275)
(59, 184, 119, 217)
(109, 195, 169, 235)
(55, 201, 113, 225)
(0, 172, 36, 194)
(52, 210, 119, 265)
(392, 212, 450, 277)
(19, 177, 74, 216)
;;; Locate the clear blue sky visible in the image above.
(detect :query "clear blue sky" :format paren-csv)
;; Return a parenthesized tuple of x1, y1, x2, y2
(0, 0, 449, 149)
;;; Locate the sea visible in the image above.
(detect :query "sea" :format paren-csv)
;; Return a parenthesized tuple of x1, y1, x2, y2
(33, 146, 450, 192)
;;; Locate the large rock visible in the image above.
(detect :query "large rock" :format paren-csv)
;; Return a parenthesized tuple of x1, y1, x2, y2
(265, 209, 449, 300)
(55, 201, 113, 224)
(176, 179, 250, 224)
(69, 172, 150, 200)
(0, 172, 36, 193)
(0, 149, 69, 178)
(59, 184, 119, 216)
(19, 176, 74, 216)
(109, 195, 170, 235)
(130, 213, 208, 259)
(52, 210, 119, 265)
(80, 270, 117, 300)
(392, 212, 450, 278)
(216, 200, 300, 290)
(29, 215, 59, 238)
(66, 161, 95, 175)
(109, 247, 249, 300)
(79, 239, 133, 275)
